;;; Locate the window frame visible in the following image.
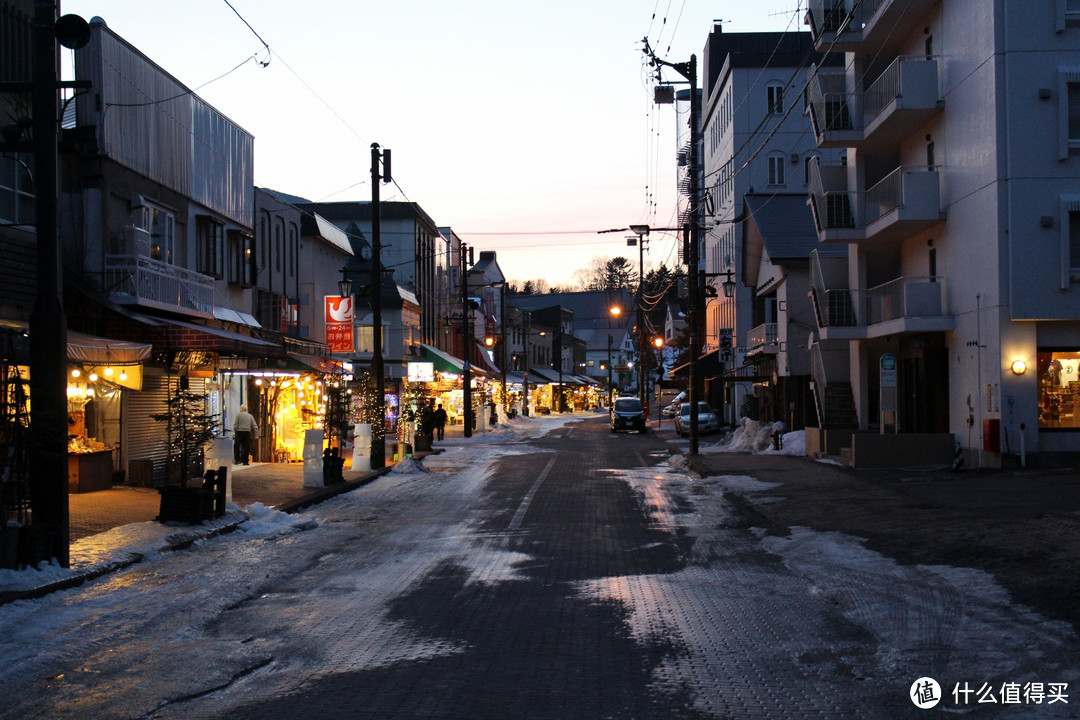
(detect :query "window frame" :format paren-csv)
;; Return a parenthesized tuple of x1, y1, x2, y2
(196, 216, 225, 279)
(766, 83, 784, 115)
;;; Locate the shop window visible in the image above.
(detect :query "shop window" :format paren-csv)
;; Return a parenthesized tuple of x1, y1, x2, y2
(1038, 350, 1080, 428)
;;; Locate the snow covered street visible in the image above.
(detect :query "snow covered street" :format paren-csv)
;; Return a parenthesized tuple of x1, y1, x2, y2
(1, 414, 1077, 718)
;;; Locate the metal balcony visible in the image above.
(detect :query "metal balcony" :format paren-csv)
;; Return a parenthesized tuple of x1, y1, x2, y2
(807, 0, 941, 54)
(746, 323, 779, 357)
(807, 158, 862, 243)
(863, 166, 943, 243)
(105, 254, 214, 318)
(863, 275, 954, 338)
(809, 58, 940, 151)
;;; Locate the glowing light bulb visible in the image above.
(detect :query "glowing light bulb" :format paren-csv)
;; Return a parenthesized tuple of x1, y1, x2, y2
(119, 371, 128, 381)
(88, 372, 98, 382)
(71, 369, 81, 378)
(104, 367, 113, 376)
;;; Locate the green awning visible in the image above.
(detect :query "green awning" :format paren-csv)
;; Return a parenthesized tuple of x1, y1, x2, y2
(419, 344, 472, 374)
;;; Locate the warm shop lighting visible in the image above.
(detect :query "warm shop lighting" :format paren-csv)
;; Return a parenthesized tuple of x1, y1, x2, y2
(88, 372, 98, 382)
(71, 368, 81, 378)
(1011, 359, 1027, 375)
(103, 367, 113, 376)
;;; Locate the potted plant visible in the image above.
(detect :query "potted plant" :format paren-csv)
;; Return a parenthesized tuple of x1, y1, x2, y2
(152, 376, 220, 523)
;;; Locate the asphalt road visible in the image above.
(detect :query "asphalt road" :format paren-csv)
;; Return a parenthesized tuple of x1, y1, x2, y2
(1, 416, 1077, 719)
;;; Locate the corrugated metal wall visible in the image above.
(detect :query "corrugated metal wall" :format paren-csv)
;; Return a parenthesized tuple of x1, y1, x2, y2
(125, 374, 206, 487)
(75, 23, 253, 227)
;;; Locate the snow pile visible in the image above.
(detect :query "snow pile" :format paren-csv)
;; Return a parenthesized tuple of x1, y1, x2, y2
(239, 502, 318, 537)
(435, 412, 587, 446)
(390, 456, 430, 475)
(701, 418, 804, 455)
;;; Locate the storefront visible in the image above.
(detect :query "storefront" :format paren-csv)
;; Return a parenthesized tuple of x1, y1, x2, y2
(65, 331, 151, 492)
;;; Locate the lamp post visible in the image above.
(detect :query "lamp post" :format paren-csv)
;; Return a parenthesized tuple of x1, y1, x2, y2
(608, 304, 621, 404)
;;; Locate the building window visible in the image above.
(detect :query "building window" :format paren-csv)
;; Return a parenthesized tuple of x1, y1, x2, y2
(0, 155, 34, 226)
(355, 325, 385, 353)
(196, 216, 224, 278)
(1038, 351, 1080, 429)
(1058, 69, 1080, 158)
(767, 84, 784, 115)
(288, 227, 297, 278)
(143, 203, 175, 264)
(274, 222, 282, 272)
(768, 154, 786, 186)
(227, 230, 255, 286)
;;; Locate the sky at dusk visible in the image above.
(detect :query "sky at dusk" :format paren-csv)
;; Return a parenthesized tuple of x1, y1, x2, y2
(59, 1, 800, 286)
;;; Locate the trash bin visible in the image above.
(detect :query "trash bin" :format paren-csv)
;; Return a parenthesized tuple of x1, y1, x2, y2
(352, 423, 371, 472)
(303, 429, 325, 488)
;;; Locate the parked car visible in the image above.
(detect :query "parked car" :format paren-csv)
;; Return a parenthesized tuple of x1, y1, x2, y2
(661, 391, 686, 417)
(611, 396, 647, 434)
(673, 401, 720, 436)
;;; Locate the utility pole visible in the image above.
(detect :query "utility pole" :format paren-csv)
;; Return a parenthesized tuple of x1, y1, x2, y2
(522, 310, 530, 417)
(369, 143, 390, 469)
(27, 0, 69, 566)
(461, 243, 473, 437)
(642, 40, 701, 454)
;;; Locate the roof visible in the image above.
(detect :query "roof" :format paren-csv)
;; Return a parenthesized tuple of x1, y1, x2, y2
(300, 213, 353, 255)
(743, 194, 847, 262)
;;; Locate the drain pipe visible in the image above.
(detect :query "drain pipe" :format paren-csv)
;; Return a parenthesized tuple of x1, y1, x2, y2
(1019, 421, 1027, 468)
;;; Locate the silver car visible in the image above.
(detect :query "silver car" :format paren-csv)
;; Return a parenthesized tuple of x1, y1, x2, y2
(673, 401, 719, 436)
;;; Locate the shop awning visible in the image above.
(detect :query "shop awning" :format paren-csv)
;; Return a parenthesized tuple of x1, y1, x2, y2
(420, 344, 472, 375)
(503, 371, 525, 385)
(528, 367, 563, 384)
(67, 330, 152, 365)
(130, 313, 283, 357)
(668, 349, 724, 379)
(286, 352, 340, 374)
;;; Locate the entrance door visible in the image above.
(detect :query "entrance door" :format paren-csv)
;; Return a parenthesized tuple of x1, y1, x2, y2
(900, 344, 949, 433)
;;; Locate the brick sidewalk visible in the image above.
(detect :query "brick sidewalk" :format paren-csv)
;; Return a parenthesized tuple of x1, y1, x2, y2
(683, 450, 1080, 632)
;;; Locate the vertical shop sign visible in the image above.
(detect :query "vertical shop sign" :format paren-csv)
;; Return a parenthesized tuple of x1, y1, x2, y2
(325, 296, 354, 353)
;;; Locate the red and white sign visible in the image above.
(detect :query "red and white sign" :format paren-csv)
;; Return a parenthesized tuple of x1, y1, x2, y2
(325, 296, 354, 353)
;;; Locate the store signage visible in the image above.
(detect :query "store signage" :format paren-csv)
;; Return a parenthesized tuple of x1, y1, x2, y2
(325, 296, 353, 353)
(408, 361, 435, 383)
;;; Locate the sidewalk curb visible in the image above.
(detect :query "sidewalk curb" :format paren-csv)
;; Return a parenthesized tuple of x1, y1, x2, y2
(0, 467, 396, 607)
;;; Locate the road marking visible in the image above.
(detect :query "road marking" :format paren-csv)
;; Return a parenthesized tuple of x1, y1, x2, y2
(508, 455, 557, 531)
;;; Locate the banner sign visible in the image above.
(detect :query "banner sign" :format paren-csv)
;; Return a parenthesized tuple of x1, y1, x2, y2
(325, 296, 354, 353)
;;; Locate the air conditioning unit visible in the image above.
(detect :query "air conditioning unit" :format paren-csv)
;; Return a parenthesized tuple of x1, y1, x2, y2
(123, 225, 151, 256)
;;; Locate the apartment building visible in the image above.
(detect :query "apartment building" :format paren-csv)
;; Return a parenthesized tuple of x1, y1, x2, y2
(699, 26, 843, 424)
(804, 0, 1080, 466)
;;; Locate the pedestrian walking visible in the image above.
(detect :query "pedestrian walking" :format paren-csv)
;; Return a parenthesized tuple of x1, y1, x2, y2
(234, 405, 258, 465)
(433, 403, 448, 440)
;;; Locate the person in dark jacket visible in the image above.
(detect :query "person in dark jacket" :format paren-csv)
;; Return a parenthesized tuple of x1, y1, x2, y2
(433, 404, 448, 440)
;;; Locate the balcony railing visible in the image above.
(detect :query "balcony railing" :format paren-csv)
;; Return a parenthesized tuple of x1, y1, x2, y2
(864, 166, 941, 230)
(865, 276, 946, 325)
(105, 254, 214, 318)
(747, 323, 779, 353)
(808, 157, 856, 231)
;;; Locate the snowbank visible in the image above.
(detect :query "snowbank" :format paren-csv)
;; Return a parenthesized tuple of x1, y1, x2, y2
(699, 418, 805, 456)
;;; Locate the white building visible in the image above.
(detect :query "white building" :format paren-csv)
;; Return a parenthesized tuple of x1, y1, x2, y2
(699, 27, 843, 421)
(804, 0, 1080, 466)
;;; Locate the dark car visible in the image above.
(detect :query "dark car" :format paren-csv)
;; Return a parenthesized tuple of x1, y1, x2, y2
(611, 396, 647, 433)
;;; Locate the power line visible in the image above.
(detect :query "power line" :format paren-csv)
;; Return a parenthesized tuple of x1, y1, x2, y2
(221, 0, 271, 67)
